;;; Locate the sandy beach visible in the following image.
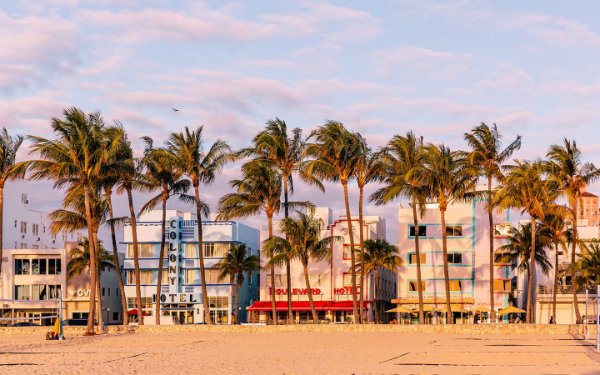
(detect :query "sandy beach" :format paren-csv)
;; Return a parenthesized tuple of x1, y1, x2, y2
(1, 330, 599, 375)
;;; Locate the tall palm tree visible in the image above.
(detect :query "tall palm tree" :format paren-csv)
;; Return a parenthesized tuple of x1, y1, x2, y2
(542, 208, 571, 324)
(464, 123, 521, 321)
(354, 139, 383, 322)
(165, 126, 232, 325)
(421, 144, 478, 323)
(0, 128, 24, 275)
(67, 238, 114, 279)
(244, 118, 322, 324)
(494, 160, 559, 322)
(577, 243, 600, 286)
(305, 121, 362, 323)
(264, 211, 341, 322)
(496, 222, 553, 316)
(214, 244, 260, 324)
(111, 125, 146, 325)
(354, 239, 403, 323)
(139, 136, 193, 325)
(21, 107, 105, 335)
(546, 139, 600, 323)
(371, 132, 428, 324)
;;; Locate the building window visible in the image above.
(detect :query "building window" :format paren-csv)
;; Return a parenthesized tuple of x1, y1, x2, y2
(448, 280, 462, 292)
(266, 274, 285, 288)
(102, 287, 105, 297)
(446, 226, 463, 236)
(493, 279, 511, 292)
(127, 297, 153, 309)
(184, 268, 226, 285)
(494, 223, 512, 237)
(126, 270, 154, 284)
(447, 253, 463, 264)
(409, 225, 427, 237)
(15, 284, 60, 300)
(208, 296, 229, 324)
(112, 312, 119, 321)
(185, 244, 198, 258)
(342, 245, 359, 260)
(32, 259, 45, 274)
(343, 273, 361, 287)
(408, 253, 426, 264)
(32, 224, 39, 237)
(127, 244, 155, 258)
(408, 281, 426, 292)
(20, 221, 27, 234)
(14, 285, 31, 300)
(20, 243, 27, 249)
(73, 312, 89, 319)
(21, 194, 28, 204)
(309, 274, 325, 287)
(31, 245, 39, 250)
(48, 258, 61, 275)
(15, 259, 31, 275)
(203, 243, 230, 258)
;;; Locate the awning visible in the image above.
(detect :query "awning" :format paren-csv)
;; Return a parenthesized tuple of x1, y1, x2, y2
(247, 301, 369, 312)
(128, 309, 151, 316)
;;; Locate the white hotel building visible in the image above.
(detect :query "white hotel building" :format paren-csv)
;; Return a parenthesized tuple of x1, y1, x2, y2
(248, 207, 396, 323)
(122, 210, 259, 324)
(394, 200, 520, 321)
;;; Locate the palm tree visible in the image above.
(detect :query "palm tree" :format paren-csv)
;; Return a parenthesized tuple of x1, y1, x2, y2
(371, 132, 428, 324)
(354, 239, 403, 323)
(244, 118, 322, 324)
(421, 144, 478, 323)
(21, 107, 105, 335)
(305, 121, 362, 322)
(546, 139, 600, 323)
(139, 136, 193, 325)
(67, 238, 114, 279)
(542, 208, 571, 324)
(464, 123, 521, 321)
(577, 243, 600, 286)
(214, 244, 260, 324)
(165, 126, 232, 325)
(494, 160, 559, 322)
(0, 128, 24, 275)
(264, 211, 341, 322)
(111, 125, 146, 325)
(354, 139, 383, 322)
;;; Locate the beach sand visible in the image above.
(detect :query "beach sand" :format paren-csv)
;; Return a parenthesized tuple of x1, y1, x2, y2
(1, 330, 599, 374)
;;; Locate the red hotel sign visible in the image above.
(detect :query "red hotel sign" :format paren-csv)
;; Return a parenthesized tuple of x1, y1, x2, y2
(270, 286, 359, 296)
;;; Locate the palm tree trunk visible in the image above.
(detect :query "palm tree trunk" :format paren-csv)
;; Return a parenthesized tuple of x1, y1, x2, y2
(303, 263, 318, 323)
(127, 187, 143, 325)
(234, 274, 239, 324)
(440, 207, 453, 324)
(282, 177, 293, 324)
(105, 189, 128, 326)
(487, 178, 496, 322)
(267, 213, 277, 324)
(358, 184, 365, 324)
(155, 192, 167, 325)
(83, 184, 97, 335)
(342, 180, 359, 323)
(375, 268, 380, 324)
(0, 184, 4, 276)
(571, 199, 581, 323)
(194, 184, 212, 325)
(527, 217, 536, 323)
(412, 197, 425, 324)
(93, 231, 103, 329)
(552, 243, 559, 324)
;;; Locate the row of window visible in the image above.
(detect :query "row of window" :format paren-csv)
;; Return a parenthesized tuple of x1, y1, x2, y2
(267, 274, 327, 288)
(126, 243, 232, 259)
(14, 284, 61, 300)
(125, 269, 230, 285)
(407, 279, 512, 293)
(14, 258, 62, 275)
(409, 225, 464, 237)
(408, 253, 464, 265)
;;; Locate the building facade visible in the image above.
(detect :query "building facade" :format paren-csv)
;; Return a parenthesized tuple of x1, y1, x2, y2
(0, 245, 123, 326)
(122, 210, 259, 324)
(394, 200, 520, 322)
(248, 207, 395, 323)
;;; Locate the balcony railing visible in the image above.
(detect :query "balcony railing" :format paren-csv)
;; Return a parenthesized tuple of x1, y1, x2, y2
(537, 285, 597, 295)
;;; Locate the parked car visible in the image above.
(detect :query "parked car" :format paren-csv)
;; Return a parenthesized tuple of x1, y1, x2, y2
(12, 322, 40, 327)
(62, 319, 89, 326)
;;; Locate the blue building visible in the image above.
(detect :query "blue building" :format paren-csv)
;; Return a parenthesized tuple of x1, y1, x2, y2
(122, 210, 259, 324)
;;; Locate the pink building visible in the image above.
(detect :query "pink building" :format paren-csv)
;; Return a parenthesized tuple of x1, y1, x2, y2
(248, 207, 396, 323)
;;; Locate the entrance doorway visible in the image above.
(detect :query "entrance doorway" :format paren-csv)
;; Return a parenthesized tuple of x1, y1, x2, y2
(169, 309, 194, 324)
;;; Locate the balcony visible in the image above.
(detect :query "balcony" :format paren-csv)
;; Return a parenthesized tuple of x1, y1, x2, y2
(538, 285, 597, 295)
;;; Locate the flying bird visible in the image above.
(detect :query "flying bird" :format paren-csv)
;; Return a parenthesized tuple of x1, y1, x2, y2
(172, 107, 180, 112)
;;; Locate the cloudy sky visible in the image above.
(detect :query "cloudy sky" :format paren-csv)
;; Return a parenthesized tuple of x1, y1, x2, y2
(3, 0, 600, 242)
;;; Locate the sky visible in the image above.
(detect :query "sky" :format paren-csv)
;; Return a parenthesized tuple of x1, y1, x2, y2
(3, 0, 600, 243)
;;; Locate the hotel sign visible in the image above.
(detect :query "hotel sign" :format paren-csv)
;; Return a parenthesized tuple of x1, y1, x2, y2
(334, 286, 359, 295)
(153, 293, 202, 304)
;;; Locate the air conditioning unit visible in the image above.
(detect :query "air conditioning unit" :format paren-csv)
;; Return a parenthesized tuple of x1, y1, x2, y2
(37, 237, 41, 242)
(21, 234, 25, 239)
